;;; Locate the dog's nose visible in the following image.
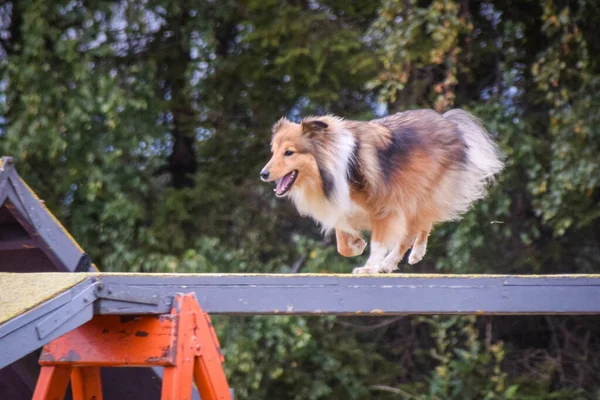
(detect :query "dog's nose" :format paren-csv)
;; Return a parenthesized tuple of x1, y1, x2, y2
(260, 169, 270, 181)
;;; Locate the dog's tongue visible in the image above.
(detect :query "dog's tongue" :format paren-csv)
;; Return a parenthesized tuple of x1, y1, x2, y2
(276, 172, 294, 194)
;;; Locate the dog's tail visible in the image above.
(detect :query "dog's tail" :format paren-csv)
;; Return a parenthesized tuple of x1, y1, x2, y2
(443, 109, 504, 217)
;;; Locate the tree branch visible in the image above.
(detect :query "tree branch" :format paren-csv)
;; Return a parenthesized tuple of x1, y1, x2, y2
(291, 253, 308, 273)
(369, 385, 417, 399)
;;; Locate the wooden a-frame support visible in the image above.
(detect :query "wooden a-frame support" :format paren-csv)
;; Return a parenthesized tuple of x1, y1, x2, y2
(32, 293, 232, 400)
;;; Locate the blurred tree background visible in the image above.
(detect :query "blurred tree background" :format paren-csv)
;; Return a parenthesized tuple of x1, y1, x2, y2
(2, 0, 600, 398)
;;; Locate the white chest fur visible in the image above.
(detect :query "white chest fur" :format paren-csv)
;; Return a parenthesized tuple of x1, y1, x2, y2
(287, 119, 365, 234)
(289, 187, 368, 234)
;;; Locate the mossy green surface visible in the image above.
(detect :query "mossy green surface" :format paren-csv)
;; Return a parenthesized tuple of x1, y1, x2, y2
(0, 273, 88, 326)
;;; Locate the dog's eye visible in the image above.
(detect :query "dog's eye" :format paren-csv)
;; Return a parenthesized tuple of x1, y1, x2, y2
(284, 150, 294, 157)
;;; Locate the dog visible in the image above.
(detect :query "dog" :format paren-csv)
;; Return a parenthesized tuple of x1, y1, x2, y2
(260, 109, 504, 274)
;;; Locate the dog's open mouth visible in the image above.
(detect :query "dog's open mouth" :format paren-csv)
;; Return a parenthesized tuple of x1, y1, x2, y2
(274, 170, 298, 197)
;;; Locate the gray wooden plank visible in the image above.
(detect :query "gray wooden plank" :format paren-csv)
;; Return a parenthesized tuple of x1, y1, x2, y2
(94, 274, 600, 316)
(0, 289, 71, 340)
(6, 168, 86, 271)
(0, 157, 14, 214)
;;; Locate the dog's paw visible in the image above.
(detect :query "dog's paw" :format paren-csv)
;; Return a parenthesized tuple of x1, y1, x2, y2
(338, 236, 367, 257)
(352, 265, 379, 274)
(377, 261, 399, 273)
(408, 245, 426, 265)
(347, 237, 367, 256)
(352, 262, 397, 274)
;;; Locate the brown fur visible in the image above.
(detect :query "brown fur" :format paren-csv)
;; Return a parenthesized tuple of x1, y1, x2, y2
(261, 109, 503, 273)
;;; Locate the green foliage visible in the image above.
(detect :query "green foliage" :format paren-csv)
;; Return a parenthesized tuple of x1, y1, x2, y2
(367, 0, 464, 109)
(2, 0, 600, 398)
(414, 316, 519, 400)
(218, 315, 384, 400)
(401, 316, 581, 400)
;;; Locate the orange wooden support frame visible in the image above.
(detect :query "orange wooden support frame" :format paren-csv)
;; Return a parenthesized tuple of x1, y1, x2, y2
(32, 293, 232, 400)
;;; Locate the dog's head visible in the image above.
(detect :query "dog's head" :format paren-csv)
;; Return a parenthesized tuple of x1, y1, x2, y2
(260, 117, 329, 197)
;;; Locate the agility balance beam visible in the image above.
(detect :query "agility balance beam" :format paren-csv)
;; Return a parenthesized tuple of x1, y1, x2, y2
(93, 273, 600, 316)
(2, 272, 600, 370)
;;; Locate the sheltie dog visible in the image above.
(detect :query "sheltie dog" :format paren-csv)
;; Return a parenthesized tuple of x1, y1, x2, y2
(260, 109, 504, 274)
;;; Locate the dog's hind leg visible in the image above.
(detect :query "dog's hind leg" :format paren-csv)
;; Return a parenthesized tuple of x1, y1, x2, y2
(336, 229, 367, 257)
(376, 238, 413, 273)
(408, 224, 432, 265)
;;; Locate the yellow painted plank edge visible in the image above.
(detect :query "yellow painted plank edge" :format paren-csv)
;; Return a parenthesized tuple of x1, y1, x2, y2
(13, 272, 600, 279)
(88, 272, 600, 279)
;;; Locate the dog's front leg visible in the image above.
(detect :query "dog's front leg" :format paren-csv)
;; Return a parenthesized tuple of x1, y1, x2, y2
(352, 242, 389, 274)
(377, 238, 413, 273)
(335, 229, 367, 257)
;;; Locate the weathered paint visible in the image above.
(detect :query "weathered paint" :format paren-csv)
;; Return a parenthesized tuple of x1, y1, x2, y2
(92, 273, 600, 316)
(39, 314, 179, 366)
(33, 293, 231, 400)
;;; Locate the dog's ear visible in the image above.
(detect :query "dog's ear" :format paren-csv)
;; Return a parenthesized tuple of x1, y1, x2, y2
(272, 117, 291, 134)
(301, 120, 328, 138)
